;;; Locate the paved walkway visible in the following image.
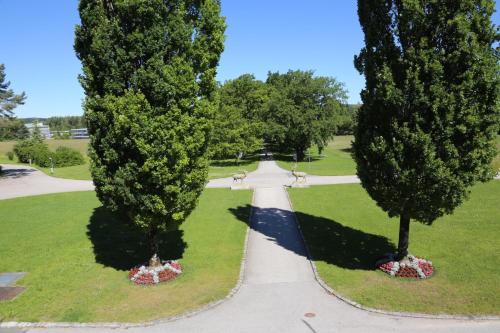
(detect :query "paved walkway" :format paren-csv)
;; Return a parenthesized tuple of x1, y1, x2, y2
(0, 162, 359, 200)
(0, 164, 94, 200)
(1, 161, 499, 332)
(207, 160, 360, 188)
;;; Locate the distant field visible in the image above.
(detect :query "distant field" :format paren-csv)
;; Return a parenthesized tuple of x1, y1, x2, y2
(275, 135, 356, 176)
(276, 135, 500, 176)
(2, 136, 498, 180)
(0, 139, 258, 180)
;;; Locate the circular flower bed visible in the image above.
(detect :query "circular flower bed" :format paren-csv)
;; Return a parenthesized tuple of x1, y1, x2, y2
(378, 255, 434, 279)
(128, 260, 182, 285)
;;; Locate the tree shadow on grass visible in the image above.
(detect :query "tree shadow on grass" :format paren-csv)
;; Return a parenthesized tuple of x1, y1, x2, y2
(87, 206, 186, 271)
(340, 147, 353, 153)
(295, 211, 395, 270)
(229, 205, 395, 270)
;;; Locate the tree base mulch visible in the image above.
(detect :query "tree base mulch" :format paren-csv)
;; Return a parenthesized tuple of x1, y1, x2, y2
(128, 260, 182, 285)
(0, 286, 26, 301)
(377, 254, 434, 279)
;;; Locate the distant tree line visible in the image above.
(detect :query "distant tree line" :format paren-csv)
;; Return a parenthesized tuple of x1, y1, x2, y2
(21, 116, 86, 131)
(211, 70, 357, 161)
(0, 116, 87, 141)
(0, 118, 29, 141)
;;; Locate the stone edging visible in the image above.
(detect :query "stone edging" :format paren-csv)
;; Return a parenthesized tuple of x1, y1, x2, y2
(0, 189, 255, 329)
(284, 187, 500, 322)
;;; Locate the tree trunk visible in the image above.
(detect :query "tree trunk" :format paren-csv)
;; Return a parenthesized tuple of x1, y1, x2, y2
(396, 214, 410, 260)
(148, 227, 159, 258)
(295, 147, 305, 161)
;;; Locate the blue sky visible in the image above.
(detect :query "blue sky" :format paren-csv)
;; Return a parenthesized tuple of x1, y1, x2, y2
(1, 1, 498, 118)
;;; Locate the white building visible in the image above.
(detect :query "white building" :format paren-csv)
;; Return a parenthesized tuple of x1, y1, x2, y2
(25, 122, 52, 139)
(70, 128, 89, 139)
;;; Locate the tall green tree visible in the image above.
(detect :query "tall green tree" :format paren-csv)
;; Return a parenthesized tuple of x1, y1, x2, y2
(354, 0, 499, 260)
(0, 118, 29, 141)
(0, 64, 26, 118)
(265, 70, 347, 161)
(75, 0, 225, 258)
(210, 74, 266, 159)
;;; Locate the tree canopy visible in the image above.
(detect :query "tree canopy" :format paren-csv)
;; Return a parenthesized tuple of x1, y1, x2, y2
(210, 74, 266, 159)
(265, 70, 348, 161)
(75, 0, 225, 256)
(354, 0, 499, 259)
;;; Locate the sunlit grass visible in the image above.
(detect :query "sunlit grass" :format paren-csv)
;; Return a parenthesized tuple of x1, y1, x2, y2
(289, 181, 500, 315)
(0, 189, 251, 322)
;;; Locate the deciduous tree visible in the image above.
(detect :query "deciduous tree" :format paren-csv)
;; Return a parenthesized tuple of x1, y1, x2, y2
(210, 74, 266, 159)
(265, 70, 347, 161)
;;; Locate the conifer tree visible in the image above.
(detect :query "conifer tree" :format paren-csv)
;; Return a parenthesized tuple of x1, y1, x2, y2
(75, 0, 225, 258)
(354, 0, 499, 260)
(0, 64, 26, 118)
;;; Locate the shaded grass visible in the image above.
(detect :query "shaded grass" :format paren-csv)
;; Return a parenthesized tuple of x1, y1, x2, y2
(289, 181, 500, 315)
(0, 189, 251, 322)
(275, 135, 356, 175)
(208, 156, 259, 179)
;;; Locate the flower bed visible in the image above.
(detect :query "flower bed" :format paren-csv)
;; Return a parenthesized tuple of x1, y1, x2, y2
(378, 255, 434, 279)
(128, 260, 182, 285)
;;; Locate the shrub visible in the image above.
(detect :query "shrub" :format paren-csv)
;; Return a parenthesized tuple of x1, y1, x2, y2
(53, 146, 85, 167)
(13, 139, 52, 167)
(6, 151, 14, 161)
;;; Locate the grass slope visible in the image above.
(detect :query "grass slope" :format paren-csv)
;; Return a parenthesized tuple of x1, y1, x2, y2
(289, 181, 500, 315)
(0, 139, 259, 180)
(208, 157, 259, 179)
(275, 136, 356, 176)
(0, 189, 251, 322)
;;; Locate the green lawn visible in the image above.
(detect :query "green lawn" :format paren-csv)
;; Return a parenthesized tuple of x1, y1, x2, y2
(289, 181, 500, 315)
(275, 135, 356, 176)
(0, 188, 251, 322)
(0, 139, 93, 180)
(0, 139, 259, 180)
(208, 156, 259, 179)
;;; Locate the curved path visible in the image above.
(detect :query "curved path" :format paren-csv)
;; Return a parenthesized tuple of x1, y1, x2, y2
(0, 164, 94, 200)
(1, 162, 499, 332)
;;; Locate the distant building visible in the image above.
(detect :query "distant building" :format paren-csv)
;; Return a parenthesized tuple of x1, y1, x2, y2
(25, 122, 52, 139)
(70, 128, 89, 139)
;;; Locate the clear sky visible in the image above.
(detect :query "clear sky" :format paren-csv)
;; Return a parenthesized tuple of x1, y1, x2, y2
(1, 1, 499, 118)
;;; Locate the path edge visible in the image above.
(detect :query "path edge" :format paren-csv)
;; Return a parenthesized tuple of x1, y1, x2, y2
(0, 189, 255, 329)
(284, 187, 500, 322)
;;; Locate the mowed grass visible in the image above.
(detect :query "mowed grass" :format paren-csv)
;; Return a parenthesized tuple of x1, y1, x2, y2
(0, 188, 251, 322)
(0, 139, 258, 180)
(0, 139, 93, 180)
(275, 135, 356, 175)
(289, 181, 500, 315)
(276, 135, 500, 177)
(208, 156, 259, 179)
